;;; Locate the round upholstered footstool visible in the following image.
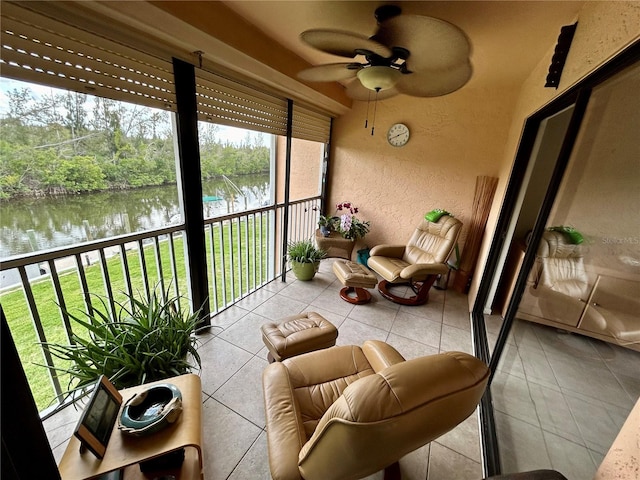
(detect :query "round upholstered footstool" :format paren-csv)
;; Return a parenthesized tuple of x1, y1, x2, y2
(260, 312, 338, 362)
(332, 260, 378, 305)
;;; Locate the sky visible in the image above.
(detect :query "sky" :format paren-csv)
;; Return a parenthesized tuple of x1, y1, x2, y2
(0, 77, 55, 115)
(0, 77, 268, 146)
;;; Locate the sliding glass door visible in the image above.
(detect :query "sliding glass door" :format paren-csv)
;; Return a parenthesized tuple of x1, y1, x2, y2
(472, 45, 639, 478)
(492, 61, 639, 479)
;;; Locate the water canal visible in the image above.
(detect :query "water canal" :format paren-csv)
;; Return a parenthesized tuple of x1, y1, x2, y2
(0, 173, 270, 259)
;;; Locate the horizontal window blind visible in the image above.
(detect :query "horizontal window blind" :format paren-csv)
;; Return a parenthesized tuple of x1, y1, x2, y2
(1, 2, 332, 143)
(197, 70, 332, 143)
(292, 103, 332, 144)
(196, 69, 288, 137)
(0, 3, 176, 113)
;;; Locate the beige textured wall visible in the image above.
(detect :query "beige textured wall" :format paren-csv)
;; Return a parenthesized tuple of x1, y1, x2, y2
(275, 137, 323, 203)
(291, 138, 323, 201)
(329, 85, 518, 256)
(468, 1, 640, 306)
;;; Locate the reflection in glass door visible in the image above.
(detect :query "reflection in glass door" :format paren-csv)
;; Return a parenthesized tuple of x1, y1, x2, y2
(492, 63, 639, 478)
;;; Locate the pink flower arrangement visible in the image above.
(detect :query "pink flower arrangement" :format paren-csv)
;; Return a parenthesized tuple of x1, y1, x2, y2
(336, 202, 359, 215)
(335, 202, 370, 240)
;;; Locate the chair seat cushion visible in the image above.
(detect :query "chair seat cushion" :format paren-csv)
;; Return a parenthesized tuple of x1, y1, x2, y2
(367, 255, 409, 283)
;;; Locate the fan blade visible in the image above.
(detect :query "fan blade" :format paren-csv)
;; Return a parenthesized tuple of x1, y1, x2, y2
(395, 62, 472, 97)
(300, 29, 393, 58)
(345, 79, 398, 101)
(297, 63, 362, 82)
(373, 15, 471, 72)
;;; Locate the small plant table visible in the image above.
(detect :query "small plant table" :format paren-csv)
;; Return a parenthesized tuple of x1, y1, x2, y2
(58, 373, 203, 480)
(315, 229, 355, 260)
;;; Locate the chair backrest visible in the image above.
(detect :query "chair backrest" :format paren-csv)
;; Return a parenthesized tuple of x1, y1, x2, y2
(536, 230, 589, 297)
(297, 351, 489, 480)
(403, 216, 462, 265)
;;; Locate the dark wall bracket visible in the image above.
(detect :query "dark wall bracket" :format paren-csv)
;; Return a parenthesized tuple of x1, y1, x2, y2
(545, 23, 578, 89)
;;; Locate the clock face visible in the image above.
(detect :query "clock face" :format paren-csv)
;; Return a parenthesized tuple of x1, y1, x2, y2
(387, 123, 410, 147)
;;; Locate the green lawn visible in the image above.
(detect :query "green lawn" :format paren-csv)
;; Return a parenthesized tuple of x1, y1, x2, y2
(2, 217, 270, 412)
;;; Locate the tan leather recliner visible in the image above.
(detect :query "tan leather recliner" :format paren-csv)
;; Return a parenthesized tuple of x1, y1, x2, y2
(531, 231, 640, 346)
(529, 230, 591, 327)
(534, 230, 590, 298)
(262, 340, 490, 480)
(368, 215, 462, 305)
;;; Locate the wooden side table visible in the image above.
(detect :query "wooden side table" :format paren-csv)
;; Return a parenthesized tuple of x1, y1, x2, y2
(58, 374, 203, 480)
(315, 229, 355, 260)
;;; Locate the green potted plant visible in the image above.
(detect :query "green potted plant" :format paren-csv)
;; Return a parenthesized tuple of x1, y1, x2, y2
(287, 239, 326, 281)
(41, 285, 203, 399)
(318, 215, 339, 237)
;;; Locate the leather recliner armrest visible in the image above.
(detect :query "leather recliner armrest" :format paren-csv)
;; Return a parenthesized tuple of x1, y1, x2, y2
(401, 263, 450, 279)
(369, 244, 406, 258)
(262, 362, 306, 480)
(362, 340, 406, 373)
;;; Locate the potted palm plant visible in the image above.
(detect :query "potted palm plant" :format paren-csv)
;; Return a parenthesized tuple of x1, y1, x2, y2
(41, 285, 203, 471)
(42, 285, 203, 398)
(287, 239, 326, 281)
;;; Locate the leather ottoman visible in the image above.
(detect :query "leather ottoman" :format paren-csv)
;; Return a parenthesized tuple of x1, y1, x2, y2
(333, 259, 378, 304)
(260, 312, 338, 362)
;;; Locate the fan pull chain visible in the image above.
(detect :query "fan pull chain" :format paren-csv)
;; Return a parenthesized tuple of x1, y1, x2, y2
(371, 89, 380, 136)
(364, 90, 371, 129)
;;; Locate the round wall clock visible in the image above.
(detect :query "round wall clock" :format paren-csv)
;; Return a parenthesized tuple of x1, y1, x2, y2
(387, 123, 410, 147)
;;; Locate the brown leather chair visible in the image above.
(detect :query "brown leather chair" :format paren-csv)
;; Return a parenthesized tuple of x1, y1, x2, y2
(262, 340, 489, 480)
(368, 215, 462, 305)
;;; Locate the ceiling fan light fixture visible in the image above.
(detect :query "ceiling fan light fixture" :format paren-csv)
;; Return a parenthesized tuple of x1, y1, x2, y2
(357, 66, 402, 91)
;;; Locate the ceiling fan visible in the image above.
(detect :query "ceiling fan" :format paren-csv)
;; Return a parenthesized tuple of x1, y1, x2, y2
(297, 5, 472, 101)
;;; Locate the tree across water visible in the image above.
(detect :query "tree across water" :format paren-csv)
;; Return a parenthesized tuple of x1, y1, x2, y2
(0, 86, 270, 200)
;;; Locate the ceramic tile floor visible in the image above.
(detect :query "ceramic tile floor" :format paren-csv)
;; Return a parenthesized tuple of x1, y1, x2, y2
(43, 258, 638, 479)
(45, 258, 483, 479)
(487, 317, 640, 480)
